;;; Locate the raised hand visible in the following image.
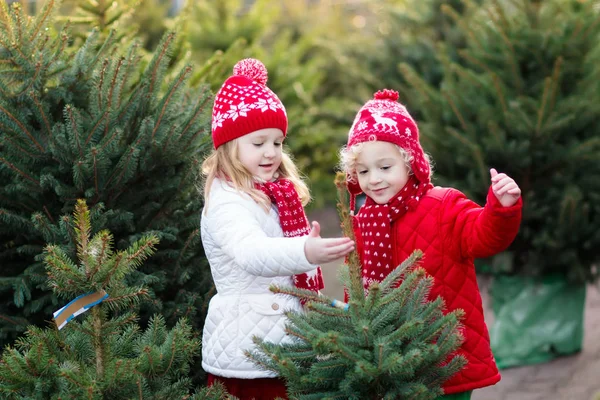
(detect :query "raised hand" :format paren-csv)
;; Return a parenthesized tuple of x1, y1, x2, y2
(490, 168, 521, 207)
(304, 221, 355, 264)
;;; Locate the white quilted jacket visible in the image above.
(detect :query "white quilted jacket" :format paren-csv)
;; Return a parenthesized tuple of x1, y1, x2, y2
(200, 178, 318, 378)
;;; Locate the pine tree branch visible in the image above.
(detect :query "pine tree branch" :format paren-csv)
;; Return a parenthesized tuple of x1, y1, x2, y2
(441, 4, 484, 50)
(47, 29, 69, 73)
(0, 314, 22, 326)
(28, 0, 54, 42)
(89, 29, 115, 73)
(177, 87, 210, 142)
(1, 353, 20, 382)
(173, 229, 198, 276)
(305, 303, 348, 318)
(117, 42, 140, 110)
(103, 289, 149, 306)
(548, 56, 563, 115)
(0, 157, 40, 186)
(91, 149, 100, 203)
(483, 5, 523, 92)
(30, 91, 52, 140)
(151, 66, 192, 141)
(66, 105, 83, 158)
(97, 58, 109, 112)
(491, 74, 508, 115)
(0, 2, 11, 41)
(0, 194, 34, 213)
(440, 90, 469, 133)
(1, 132, 40, 159)
(59, 370, 92, 394)
(0, 105, 44, 152)
(104, 57, 124, 133)
(269, 285, 330, 306)
(74, 200, 91, 274)
(284, 326, 310, 343)
(148, 32, 175, 95)
(11, 61, 42, 98)
(92, 306, 105, 379)
(99, 125, 120, 152)
(581, 13, 600, 41)
(33, 213, 54, 240)
(85, 113, 107, 146)
(111, 145, 138, 188)
(162, 124, 178, 150)
(137, 376, 143, 399)
(102, 253, 123, 287)
(0, 35, 29, 63)
(88, 232, 110, 280)
(334, 172, 363, 301)
(157, 330, 178, 378)
(115, 82, 142, 124)
(184, 126, 208, 150)
(43, 205, 55, 224)
(13, 4, 23, 47)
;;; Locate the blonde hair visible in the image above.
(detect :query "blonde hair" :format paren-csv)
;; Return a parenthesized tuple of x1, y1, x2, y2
(201, 139, 311, 212)
(338, 141, 432, 182)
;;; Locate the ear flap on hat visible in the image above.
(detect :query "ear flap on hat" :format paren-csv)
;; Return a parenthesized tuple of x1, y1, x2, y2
(346, 174, 362, 196)
(346, 173, 362, 213)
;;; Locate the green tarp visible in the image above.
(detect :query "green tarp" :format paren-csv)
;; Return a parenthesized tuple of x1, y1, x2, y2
(489, 275, 586, 369)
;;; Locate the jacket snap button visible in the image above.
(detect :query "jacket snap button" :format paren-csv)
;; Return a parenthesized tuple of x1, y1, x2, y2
(271, 303, 279, 311)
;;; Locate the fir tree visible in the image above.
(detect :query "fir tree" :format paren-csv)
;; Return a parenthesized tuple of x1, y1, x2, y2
(364, 0, 482, 94)
(0, 0, 213, 354)
(399, 0, 600, 281)
(54, 0, 140, 44)
(0, 200, 201, 399)
(247, 173, 466, 400)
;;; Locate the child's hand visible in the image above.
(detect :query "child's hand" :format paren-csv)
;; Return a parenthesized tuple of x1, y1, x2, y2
(490, 168, 521, 207)
(304, 221, 355, 264)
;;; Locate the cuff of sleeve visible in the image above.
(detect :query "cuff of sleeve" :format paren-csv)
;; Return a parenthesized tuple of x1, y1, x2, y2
(486, 187, 523, 217)
(296, 236, 319, 270)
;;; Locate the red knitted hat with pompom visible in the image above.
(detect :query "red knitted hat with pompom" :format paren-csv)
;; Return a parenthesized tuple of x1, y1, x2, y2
(211, 58, 288, 149)
(346, 89, 430, 194)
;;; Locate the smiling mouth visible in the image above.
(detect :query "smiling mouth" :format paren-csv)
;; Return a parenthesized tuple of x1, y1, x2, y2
(259, 164, 273, 168)
(372, 188, 387, 194)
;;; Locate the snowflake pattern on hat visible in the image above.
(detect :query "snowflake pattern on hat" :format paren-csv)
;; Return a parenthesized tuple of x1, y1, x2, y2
(212, 83, 285, 131)
(211, 58, 288, 149)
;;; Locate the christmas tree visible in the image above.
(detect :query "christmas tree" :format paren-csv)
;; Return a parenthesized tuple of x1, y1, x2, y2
(398, 0, 600, 281)
(247, 173, 466, 399)
(0, 200, 201, 399)
(0, 0, 213, 355)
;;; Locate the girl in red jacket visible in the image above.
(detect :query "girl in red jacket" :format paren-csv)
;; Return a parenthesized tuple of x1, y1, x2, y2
(339, 89, 522, 400)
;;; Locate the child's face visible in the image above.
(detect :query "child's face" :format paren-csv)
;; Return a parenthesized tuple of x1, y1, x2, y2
(237, 128, 284, 182)
(355, 141, 410, 205)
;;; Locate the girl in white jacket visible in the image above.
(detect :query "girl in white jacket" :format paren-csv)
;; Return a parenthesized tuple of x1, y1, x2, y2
(200, 58, 354, 400)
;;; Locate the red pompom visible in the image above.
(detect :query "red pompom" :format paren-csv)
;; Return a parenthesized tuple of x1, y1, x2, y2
(233, 58, 268, 85)
(373, 89, 399, 102)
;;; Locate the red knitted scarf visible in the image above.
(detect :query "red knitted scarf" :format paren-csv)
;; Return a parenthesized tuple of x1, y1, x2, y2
(256, 179, 324, 292)
(355, 175, 432, 290)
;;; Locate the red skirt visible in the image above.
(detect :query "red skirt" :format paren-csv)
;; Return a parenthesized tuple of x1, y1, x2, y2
(207, 373, 289, 400)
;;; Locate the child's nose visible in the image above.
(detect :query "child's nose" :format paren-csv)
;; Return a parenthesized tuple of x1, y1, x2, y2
(369, 172, 382, 184)
(264, 144, 275, 158)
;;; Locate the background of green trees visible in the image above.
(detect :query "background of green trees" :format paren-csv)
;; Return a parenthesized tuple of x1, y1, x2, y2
(2, 0, 599, 394)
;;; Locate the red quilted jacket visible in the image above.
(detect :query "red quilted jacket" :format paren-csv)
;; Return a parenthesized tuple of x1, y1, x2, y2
(353, 186, 522, 395)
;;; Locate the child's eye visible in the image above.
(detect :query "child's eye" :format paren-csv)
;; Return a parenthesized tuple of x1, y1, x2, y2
(358, 170, 367, 175)
(381, 166, 390, 171)
(274, 142, 282, 147)
(253, 143, 263, 147)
